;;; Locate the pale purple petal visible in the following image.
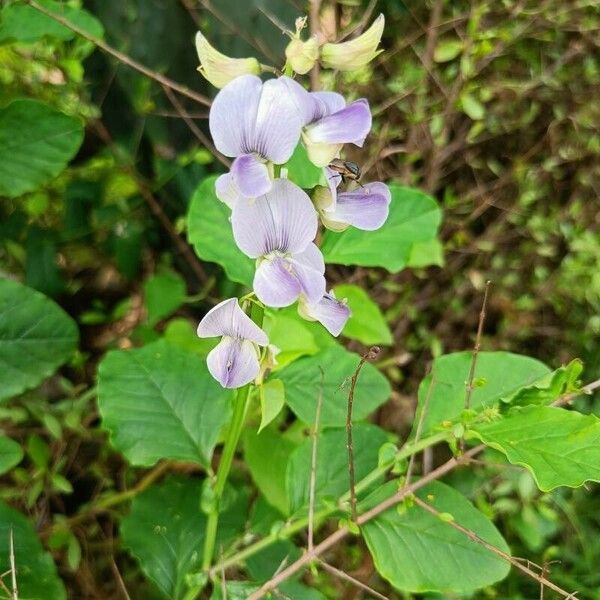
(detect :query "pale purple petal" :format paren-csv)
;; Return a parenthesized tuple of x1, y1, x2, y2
(253, 78, 304, 163)
(207, 337, 261, 388)
(300, 291, 351, 337)
(253, 257, 302, 307)
(306, 99, 372, 146)
(231, 179, 318, 258)
(311, 91, 346, 119)
(279, 76, 315, 125)
(328, 182, 391, 231)
(325, 166, 342, 206)
(209, 75, 262, 157)
(231, 154, 272, 198)
(197, 298, 268, 345)
(290, 243, 326, 304)
(215, 173, 241, 208)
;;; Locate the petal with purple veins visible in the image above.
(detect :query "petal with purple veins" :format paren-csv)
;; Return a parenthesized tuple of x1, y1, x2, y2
(324, 182, 391, 231)
(311, 91, 346, 119)
(209, 75, 262, 157)
(299, 291, 351, 337)
(197, 298, 268, 345)
(306, 99, 372, 146)
(207, 336, 261, 388)
(231, 154, 272, 198)
(215, 172, 241, 208)
(253, 256, 302, 307)
(290, 243, 326, 304)
(231, 179, 318, 258)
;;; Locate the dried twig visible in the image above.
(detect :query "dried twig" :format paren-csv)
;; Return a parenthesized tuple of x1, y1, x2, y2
(412, 496, 576, 599)
(308, 368, 325, 552)
(25, 0, 210, 107)
(318, 559, 389, 600)
(347, 347, 380, 523)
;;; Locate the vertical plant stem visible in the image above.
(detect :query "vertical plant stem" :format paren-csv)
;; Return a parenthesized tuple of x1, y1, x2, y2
(202, 303, 264, 571)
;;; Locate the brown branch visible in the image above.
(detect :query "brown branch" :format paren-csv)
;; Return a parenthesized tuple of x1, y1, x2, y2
(309, 0, 322, 91)
(317, 559, 389, 600)
(412, 496, 576, 599)
(26, 0, 211, 107)
(246, 446, 483, 599)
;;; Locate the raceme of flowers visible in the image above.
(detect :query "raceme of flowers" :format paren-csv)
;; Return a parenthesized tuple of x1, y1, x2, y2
(196, 17, 389, 388)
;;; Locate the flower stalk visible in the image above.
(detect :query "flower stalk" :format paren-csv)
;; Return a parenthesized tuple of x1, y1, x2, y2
(201, 301, 265, 572)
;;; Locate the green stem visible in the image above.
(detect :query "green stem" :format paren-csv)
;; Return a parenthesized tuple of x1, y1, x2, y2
(211, 429, 451, 574)
(201, 303, 265, 572)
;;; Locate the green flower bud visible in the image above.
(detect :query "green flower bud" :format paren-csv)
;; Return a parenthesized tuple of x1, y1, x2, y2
(195, 31, 261, 89)
(320, 14, 384, 71)
(285, 36, 319, 75)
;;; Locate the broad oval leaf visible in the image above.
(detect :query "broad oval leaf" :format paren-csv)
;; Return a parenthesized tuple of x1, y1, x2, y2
(98, 340, 232, 467)
(334, 284, 393, 345)
(286, 423, 389, 515)
(0, 99, 84, 198)
(121, 476, 247, 600)
(415, 351, 551, 435)
(471, 406, 600, 491)
(0, 437, 23, 475)
(0, 279, 79, 402)
(187, 175, 254, 286)
(277, 345, 391, 427)
(362, 481, 510, 594)
(321, 185, 442, 272)
(0, 500, 66, 599)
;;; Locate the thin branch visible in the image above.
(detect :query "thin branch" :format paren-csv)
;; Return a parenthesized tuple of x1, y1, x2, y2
(555, 378, 600, 407)
(246, 446, 483, 599)
(26, 0, 210, 107)
(309, 0, 322, 90)
(9, 528, 17, 600)
(308, 368, 325, 552)
(465, 281, 491, 410)
(160, 84, 230, 168)
(412, 496, 576, 599)
(347, 347, 381, 522)
(318, 559, 389, 600)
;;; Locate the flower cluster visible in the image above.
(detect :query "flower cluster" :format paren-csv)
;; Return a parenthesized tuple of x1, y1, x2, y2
(196, 16, 390, 388)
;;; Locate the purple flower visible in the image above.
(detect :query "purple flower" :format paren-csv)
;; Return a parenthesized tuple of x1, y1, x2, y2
(231, 178, 326, 307)
(283, 79, 372, 167)
(197, 298, 269, 388)
(298, 290, 351, 336)
(315, 178, 391, 231)
(209, 75, 304, 198)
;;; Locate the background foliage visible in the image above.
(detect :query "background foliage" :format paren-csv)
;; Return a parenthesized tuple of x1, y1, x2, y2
(0, 0, 599, 598)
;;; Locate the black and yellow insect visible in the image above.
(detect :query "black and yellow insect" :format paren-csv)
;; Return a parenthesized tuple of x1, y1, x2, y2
(327, 159, 362, 185)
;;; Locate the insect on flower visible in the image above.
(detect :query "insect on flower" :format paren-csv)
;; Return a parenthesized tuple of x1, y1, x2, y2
(328, 158, 363, 186)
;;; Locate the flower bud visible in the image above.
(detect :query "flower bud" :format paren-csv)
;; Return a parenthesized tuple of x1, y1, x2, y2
(320, 14, 384, 71)
(285, 36, 319, 75)
(195, 31, 261, 89)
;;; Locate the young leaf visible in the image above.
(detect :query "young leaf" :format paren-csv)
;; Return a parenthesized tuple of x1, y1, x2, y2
(321, 185, 441, 272)
(0, 99, 84, 198)
(143, 270, 187, 326)
(258, 379, 285, 432)
(286, 424, 389, 515)
(0, 500, 66, 599)
(334, 284, 393, 345)
(471, 405, 600, 491)
(263, 312, 319, 367)
(98, 340, 232, 467)
(415, 351, 551, 435)
(0, 436, 24, 475)
(362, 481, 510, 594)
(278, 345, 391, 427)
(187, 175, 254, 286)
(0, 279, 79, 402)
(121, 476, 247, 600)
(284, 144, 323, 189)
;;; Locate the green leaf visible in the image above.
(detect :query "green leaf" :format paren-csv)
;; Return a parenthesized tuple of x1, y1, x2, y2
(98, 340, 232, 467)
(278, 345, 391, 427)
(284, 144, 323, 189)
(321, 185, 441, 272)
(460, 92, 486, 120)
(258, 379, 285, 432)
(0, 0, 104, 43)
(163, 318, 217, 357)
(143, 270, 187, 326)
(334, 284, 393, 345)
(0, 437, 23, 475)
(415, 351, 551, 435)
(264, 312, 319, 367)
(362, 481, 510, 594)
(121, 476, 247, 600)
(187, 176, 254, 286)
(434, 38, 464, 62)
(243, 428, 298, 515)
(407, 238, 444, 268)
(286, 424, 389, 515)
(0, 99, 84, 198)
(0, 500, 66, 599)
(0, 279, 79, 402)
(471, 406, 600, 491)
(500, 359, 583, 407)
